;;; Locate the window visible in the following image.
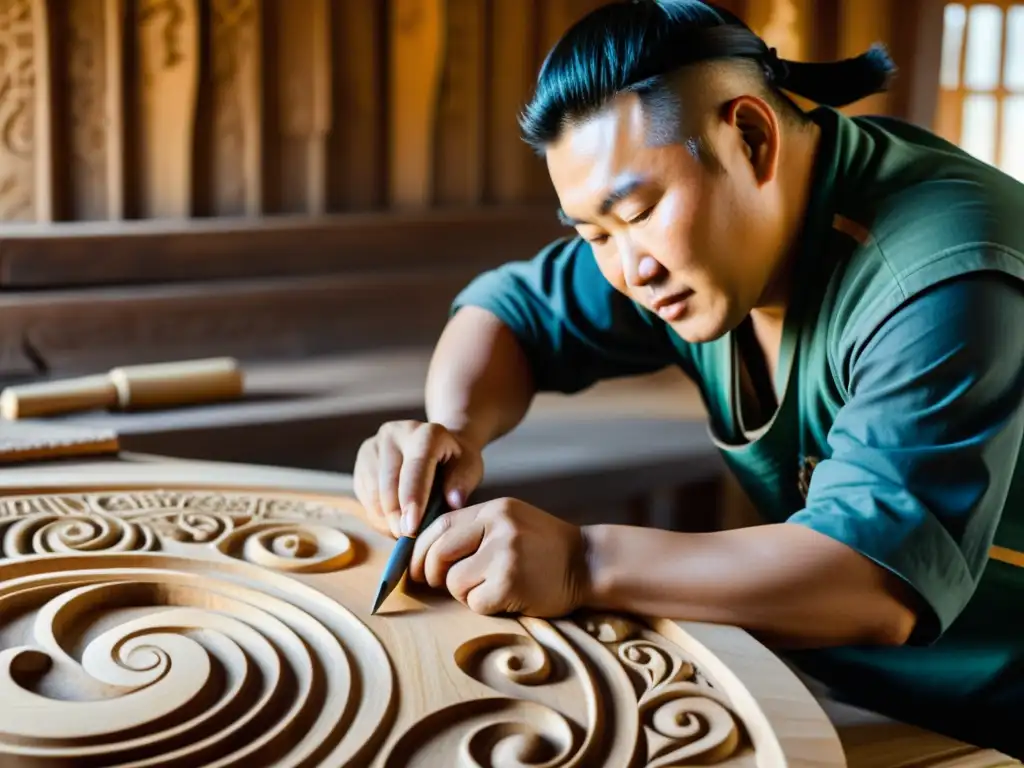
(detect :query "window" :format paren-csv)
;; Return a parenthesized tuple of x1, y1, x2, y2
(935, 2, 1024, 181)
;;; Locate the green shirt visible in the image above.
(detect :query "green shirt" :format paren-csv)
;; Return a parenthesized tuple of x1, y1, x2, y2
(452, 106, 1024, 753)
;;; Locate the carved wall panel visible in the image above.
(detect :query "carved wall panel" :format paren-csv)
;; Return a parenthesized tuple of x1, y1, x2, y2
(0, 0, 917, 225)
(0, 0, 52, 222)
(0, 479, 847, 766)
(60, 0, 124, 221)
(209, 0, 262, 217)
(434, 0, 486, 206)
(134, 0, 199, 219)
(388, 0, 445, 208)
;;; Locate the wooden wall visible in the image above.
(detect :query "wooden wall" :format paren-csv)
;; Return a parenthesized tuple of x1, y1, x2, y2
(5, 0, 620, 226)
(0, 0, 937, 382)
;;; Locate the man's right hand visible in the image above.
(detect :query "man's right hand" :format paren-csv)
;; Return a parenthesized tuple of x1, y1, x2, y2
(353, 421, 485, 539)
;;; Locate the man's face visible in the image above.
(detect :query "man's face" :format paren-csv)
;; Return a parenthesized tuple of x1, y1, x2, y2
(545, 90, 787, 343)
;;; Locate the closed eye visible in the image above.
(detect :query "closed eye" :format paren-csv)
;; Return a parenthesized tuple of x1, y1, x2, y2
(629, 206, 654, 225)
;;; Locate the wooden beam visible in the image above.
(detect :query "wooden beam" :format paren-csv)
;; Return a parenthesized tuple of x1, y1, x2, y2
(0, 205, 567, 288)
(0, 269, 481, 377)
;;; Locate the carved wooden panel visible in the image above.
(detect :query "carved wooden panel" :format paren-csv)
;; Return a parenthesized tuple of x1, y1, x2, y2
(209, 0, 262, 217)
(0, 475, 847, 766)
(487, 0, 546, 204)
(275, 0, 330, 215)
(134, 0, 199, 219)
(0, 0, 53, 223)
(60, 0, 125, 221)
(328, 0, 385, 211)
(388, 0, 445, 208)
(434, 0, 486, 205)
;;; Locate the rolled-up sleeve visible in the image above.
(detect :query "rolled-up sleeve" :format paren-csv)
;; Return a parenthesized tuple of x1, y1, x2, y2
(789, 272, 1024, 644)
(451, 235, 682, 393)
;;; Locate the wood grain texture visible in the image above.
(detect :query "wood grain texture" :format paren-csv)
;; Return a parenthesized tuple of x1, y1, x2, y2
(434, 0, 486, 205)
(0, 0, 53, 223)
(388, 0, 445, 207)
(0, 466, 849, 766)
(275, 0, 330, 215)
(328, 0, 385, 211)
(209, 0, 262, 217)
(58, 0, 125, 221)
(0, 206, 569, 288)
(134, 0, 199, 219)
(0, 270, 478, 376)
(487, 0, 545, 204)
(0, 422, 120, 464)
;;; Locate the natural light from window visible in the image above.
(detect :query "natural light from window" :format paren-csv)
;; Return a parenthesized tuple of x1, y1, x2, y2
(937, 2, 1024, 181)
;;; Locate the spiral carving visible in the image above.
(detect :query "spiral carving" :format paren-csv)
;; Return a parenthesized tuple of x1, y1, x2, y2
(2, 513, 158, 557)
(0, 553, 394, 766)
(641, 684, 741, 766)
(0, 490, 363, 575)
(385, 698, 581, 768)
(581, 613, 745, 764)
(618, 639, 696, 693)
(454, 633, 553, 691)
(215, 521, 356, 573)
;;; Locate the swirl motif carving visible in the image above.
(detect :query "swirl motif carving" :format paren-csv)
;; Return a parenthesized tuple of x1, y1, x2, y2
(2, 513, 158, 557)
(0, 553, 394, 765)
(0, 490, 361, 574)
(0, 0, 36, 220)
(583, 614, 745, 765)
(387, 618, 613, 767)
(215, 521, 356, 573)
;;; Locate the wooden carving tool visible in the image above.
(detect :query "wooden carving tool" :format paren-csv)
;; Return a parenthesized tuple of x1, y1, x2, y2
(1, 357, 244, 420)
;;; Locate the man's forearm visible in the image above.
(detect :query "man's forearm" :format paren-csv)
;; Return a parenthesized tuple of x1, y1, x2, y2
(425, 306, 537, 451)
(581, 522, 920, 648)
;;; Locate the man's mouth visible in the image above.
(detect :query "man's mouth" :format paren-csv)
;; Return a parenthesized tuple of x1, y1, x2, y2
(650, 289, 694, 321)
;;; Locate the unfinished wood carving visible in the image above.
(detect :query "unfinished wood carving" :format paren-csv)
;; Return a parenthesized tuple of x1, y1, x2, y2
(0, 484, 846, 766)
(0, 0, 52, 223)
(135, 0, 199, 219)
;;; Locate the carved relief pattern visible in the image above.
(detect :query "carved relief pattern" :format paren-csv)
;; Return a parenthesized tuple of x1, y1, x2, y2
(0, 490, 356, 571)
(136, 0, 198, 219)
(66, 0, 109, 220)
(0, 0, 36, 221)
(0, 490, 759, 766)
(581, 615, 746, 765)
(0, 553, 393, 765)
(211, 0, 258, 216)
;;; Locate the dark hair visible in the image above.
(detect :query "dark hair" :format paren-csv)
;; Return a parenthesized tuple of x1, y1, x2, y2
(519, 0, 896, 152)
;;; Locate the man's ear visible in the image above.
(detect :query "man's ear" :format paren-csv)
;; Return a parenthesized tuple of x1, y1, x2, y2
(722, 95, 781, 186)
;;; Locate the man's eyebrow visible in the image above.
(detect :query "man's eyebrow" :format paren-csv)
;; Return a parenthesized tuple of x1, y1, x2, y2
(555, 177, 646, 228)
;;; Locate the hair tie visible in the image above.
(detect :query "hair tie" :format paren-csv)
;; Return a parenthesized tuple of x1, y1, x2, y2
(763, 46, 791, 85)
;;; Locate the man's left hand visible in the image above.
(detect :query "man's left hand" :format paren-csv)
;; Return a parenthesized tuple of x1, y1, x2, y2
(408, 497, 590, 617)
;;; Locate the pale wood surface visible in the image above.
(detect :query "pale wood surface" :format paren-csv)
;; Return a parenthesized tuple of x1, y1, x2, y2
(0, 455, 1017, 765)
(0, 454, 845, 766)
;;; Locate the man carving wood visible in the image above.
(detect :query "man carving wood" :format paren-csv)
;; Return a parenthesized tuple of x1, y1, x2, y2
(355, 0, 1024, 756)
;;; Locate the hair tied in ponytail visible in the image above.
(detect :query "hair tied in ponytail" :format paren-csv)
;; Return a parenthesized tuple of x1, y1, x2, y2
(772, 42, 897, 108)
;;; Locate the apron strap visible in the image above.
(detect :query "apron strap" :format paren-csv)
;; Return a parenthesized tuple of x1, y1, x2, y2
(990, 545, 1024, 569)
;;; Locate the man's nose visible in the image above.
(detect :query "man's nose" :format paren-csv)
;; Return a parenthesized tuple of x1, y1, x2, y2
(620, 240, 662, 287)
